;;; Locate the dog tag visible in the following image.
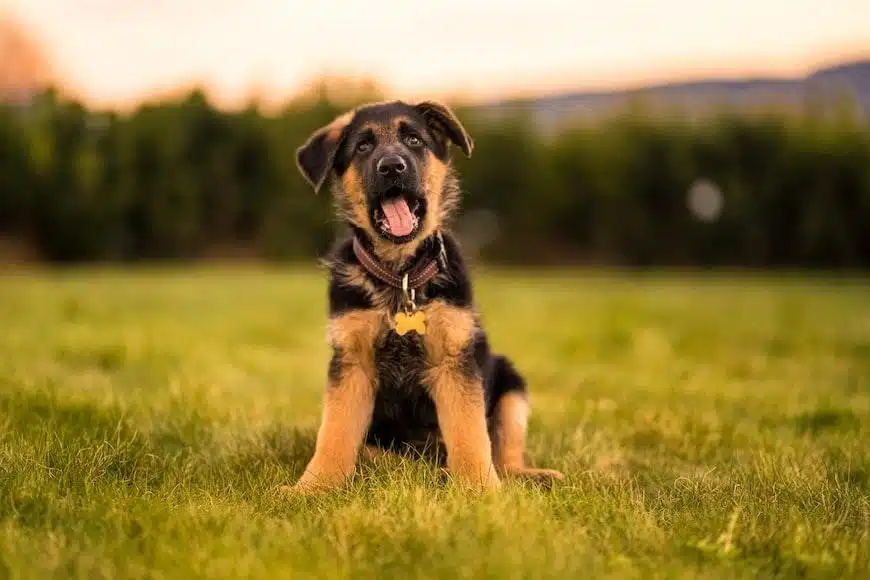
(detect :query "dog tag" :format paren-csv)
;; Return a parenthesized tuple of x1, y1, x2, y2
(395, 310, 427, 336)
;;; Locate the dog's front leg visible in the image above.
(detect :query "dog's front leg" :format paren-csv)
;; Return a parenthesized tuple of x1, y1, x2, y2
(428, 372, 501, 490)
(422, 302, 501, 490)
(287, 311, 381, 495)
(289, 364, 375, 494)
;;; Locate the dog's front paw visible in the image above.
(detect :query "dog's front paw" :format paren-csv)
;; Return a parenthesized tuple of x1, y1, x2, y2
(446, 461, 503, 492)
(279, 480, 338, 499)
(485, 464, 503, 489)
(279, 469, 347, 498)
(278, 482, 326, 498)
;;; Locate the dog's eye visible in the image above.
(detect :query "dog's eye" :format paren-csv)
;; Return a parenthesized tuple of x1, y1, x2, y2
(404, 135, 422, 148)
(356, 141, 373, 154)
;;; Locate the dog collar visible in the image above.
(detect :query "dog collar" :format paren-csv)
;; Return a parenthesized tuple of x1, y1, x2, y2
(352, 234, 443, 291)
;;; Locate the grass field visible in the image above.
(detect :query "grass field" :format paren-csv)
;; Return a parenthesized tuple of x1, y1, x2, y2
(1, 266, 868, 579)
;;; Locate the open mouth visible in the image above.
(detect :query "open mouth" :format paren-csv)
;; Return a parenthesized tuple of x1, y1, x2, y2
(372, 188, 425, 242)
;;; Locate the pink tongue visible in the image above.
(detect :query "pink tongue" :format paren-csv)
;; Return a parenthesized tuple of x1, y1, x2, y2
(381, 198, 415, 236)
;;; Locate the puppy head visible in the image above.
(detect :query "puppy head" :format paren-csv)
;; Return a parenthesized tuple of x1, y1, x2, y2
(296, 100, 473, 246)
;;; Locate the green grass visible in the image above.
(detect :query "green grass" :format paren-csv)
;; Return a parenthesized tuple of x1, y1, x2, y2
(1, 266, 869, 579)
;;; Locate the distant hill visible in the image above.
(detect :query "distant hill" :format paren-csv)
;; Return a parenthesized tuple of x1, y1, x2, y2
(470, 60, 870, 132)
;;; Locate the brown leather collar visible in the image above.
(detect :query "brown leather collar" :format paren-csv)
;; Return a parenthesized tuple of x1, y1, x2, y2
(352, 235, 442, 290)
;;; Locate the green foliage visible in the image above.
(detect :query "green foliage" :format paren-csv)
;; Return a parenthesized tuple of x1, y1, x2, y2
(1, 87, 868, 267)
(0, 269, 868, 578)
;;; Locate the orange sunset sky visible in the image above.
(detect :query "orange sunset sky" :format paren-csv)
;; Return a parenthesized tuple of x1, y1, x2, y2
(3, 0, 870, 110)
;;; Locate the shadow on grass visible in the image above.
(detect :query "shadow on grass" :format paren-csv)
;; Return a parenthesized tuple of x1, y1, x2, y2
(792, 409, 861, 435)
(758, 408, 864, 438)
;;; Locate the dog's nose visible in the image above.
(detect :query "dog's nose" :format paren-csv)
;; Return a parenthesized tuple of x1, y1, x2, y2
(377, 155, 407, 176)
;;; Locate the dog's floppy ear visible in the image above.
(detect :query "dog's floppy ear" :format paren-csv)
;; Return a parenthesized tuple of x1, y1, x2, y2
(295, 111, 353, 193)
(414, 101, 474, 158)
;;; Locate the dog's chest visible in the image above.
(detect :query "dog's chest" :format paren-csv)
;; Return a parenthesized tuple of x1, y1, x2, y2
(374, 328, 426, 392)
(371, 326, 439, 431)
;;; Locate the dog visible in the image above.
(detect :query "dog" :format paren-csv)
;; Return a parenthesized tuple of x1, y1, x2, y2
(285, 100, 563, 494)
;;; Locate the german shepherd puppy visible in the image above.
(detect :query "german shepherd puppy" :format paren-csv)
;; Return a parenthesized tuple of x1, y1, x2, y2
(286, 100, 562, 494)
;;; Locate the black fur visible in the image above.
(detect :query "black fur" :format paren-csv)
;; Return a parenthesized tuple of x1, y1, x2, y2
(299, 100, 528, 471)
(296, 122, 348, 193)
(324, 227, 526, 463)
(327, 347, 344, 383)
(414, 101, 474, 158)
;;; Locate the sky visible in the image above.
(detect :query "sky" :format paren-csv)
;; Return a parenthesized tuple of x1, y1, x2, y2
(3, 0, 870, 110)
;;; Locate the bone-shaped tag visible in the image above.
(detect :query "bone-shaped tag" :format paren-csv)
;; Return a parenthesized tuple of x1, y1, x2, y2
(394, 311, 427, 336)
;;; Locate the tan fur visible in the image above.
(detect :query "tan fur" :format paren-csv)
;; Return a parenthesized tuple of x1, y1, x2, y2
(338, 165, 369, 231)
(359, 121, 392, 140)
(421, 301, 475, 361)
(371, 235, 424, 268)
(421, 301, 500, 490)
(360, 444, 391, 462)
(336, 149, 429, 268)
(332, 263, 391, 310)
(492, 391, 565, 483)
(290, 101, 562, 496)
(426, 368, 500, 489)
(326, 111, 353, 143)
(367, 152, 450, 268)
(288, 370, 375, 493)
(330, 258, 418, 314)
(327, 309, 386, 372)
(492, 391, 529, 469)
(286, 310, 386, 495)
(417, 152, 448, 241)
(359, 116, 415, 140)
(391, 116, 412, 130)
(328, 110, 459, 270)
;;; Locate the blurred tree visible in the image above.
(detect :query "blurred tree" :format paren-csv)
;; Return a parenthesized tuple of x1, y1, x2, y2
(0, 76, 868, 269)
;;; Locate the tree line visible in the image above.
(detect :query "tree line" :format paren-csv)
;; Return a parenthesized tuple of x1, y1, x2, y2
(1, 84, 868, 269)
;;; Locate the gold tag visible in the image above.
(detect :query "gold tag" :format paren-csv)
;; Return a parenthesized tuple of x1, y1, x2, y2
(395, 310, 427, 336)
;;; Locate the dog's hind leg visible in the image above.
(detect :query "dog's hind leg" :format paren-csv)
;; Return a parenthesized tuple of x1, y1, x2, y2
(489, 356, 564, 483)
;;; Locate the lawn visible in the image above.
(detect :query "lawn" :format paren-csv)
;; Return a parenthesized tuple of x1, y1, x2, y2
(0, 266, 868, 579)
